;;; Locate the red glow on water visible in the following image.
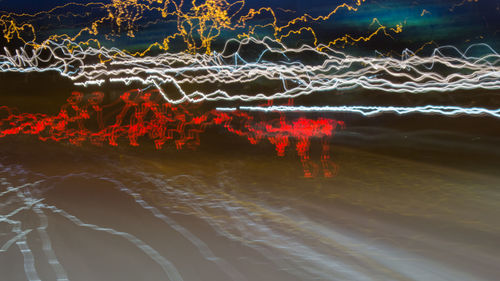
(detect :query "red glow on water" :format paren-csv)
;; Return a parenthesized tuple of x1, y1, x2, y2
(0, 91, 344, 177)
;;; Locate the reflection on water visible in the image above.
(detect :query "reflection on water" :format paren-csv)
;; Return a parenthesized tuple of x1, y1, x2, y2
(1, 128, 499, 281)
(0, 91, 345, 178)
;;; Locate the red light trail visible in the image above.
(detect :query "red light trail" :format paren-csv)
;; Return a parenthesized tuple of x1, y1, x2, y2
(0, 91, 344, 177)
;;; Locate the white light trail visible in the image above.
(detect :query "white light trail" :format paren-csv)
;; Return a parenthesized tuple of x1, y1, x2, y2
(0, 163, 248, 281)
(216, 105, 500, 118)
(1, 38, 499, 104)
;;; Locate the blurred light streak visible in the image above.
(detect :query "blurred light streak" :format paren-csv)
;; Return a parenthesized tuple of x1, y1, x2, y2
(1, 39, 498, 104)
(0, 92, 344, 177)
(1, 0, 395, 54)
(218, 105, 500, 118)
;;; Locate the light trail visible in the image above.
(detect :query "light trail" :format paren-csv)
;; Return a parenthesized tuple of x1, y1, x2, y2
(0, 0, 386, 55)
(0, 166, 245, 281)
(0, 91, 344, 177)
(218, 105, 500, 118)
(0, 165, 186, 281)
(1, 39, 499, 105)
(0, 1, 498, 280)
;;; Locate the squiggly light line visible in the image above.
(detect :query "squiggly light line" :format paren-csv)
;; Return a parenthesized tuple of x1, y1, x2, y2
(217, 105, 500, 118)
(1, 38, 499, 105)
(0, 165, 237, 281)
(2, 0, 389, 54)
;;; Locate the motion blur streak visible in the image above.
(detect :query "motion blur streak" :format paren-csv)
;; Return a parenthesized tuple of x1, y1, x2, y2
(0, 91, 344, 177)
(222, 105, 500, 118)
(1, 151, 499, 281)
(1, 40, 499, 104)
(1, 0, 499, 280)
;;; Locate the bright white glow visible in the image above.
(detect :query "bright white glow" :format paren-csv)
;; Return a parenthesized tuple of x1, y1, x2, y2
(216, 105, 500, 118)
(1, 38, 499, 104)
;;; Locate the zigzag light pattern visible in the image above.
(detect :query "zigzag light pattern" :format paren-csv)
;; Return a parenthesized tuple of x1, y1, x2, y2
(1, 39, 499, 106)
(216, 105, 500, 118)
